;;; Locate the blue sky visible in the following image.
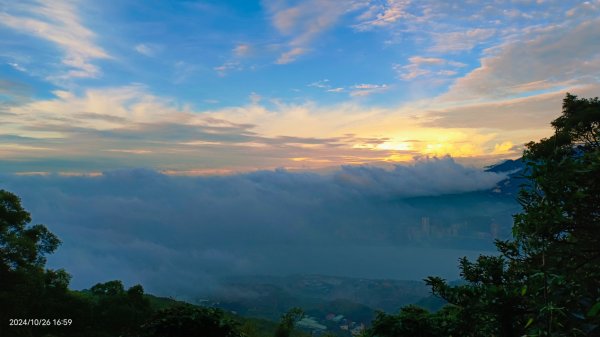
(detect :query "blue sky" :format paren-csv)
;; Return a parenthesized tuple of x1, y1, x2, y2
(1, 0, 599, 173)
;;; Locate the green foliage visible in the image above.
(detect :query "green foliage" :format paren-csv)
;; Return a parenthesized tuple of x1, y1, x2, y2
(274, 307, 304, 337)
(0, 189, 60, 272)
(135, 304, 244, 337)
(86, 280, 153, 336)
(424, 93, 600, 337)
(513, 93, 600, 336)
(369, 305, 433, 337)
(0, 190, 68, 337)
(366, 305, 461, 337)
(424, 255, 526, 337)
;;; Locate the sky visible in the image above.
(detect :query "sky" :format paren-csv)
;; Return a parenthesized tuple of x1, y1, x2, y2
(0, 0, 599, 295)
(1, 0, 599, 174)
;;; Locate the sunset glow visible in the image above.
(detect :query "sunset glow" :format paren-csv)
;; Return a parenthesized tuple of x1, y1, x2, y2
(1, 0, 598, 173)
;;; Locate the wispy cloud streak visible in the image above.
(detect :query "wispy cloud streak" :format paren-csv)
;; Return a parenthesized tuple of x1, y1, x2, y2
(0, 0, 109, 79)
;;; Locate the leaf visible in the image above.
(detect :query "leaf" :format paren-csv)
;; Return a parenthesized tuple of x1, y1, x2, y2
(521, 285, 527, 296)
(587, 302, 600, 318)
(525, 317, 534, 329)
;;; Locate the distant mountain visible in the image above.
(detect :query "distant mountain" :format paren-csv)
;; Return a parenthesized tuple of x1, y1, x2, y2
(485, 158, 528, 196)
(485, 158, 525, 173)
(209, 274, 431, 324)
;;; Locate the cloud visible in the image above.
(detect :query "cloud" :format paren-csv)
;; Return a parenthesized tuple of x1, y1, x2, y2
(407, 56, 446, 65)
(350, 83, 389, 97)
(334, 156, 506, 197)
(8, 62, 27, 72)
(1, 157, 515, 296)
(213, 44, 252, 75)
(233, 43, 251, 57)
(0, 0, 109, 80)
(395, 63, 431, 80)
(352, 0, 411, 31)
(394, 56, 465, 80)
(307, 80, 388, 97)
(308, 79, 331, 89)
(0, 78, 32, 104)
(265, 0, 358, 64)
(423, 83, 600, 131)
(429, 28, 496, 52)
(276, 47, 307, 64)
(492, 141, 514, 155)
(214, 61, 242, 76)
(307, 79, 345, 94)
(134, 43, 161, 57)
(565, 0, 600, 19)
(441, 18, 600, 101)
(1, 83, 542, 173)
(1, 85, 399, 172)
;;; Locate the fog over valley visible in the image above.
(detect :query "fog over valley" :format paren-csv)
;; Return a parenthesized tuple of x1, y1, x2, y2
(1, 157, 519, 299)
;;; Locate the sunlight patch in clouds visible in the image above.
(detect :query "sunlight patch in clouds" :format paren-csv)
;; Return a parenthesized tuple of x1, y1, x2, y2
(0, 84, 535, 173)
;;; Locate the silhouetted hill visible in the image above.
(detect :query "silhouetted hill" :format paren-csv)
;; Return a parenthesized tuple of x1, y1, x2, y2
(485, 158, 528, 196)
(209, 274, 431, 323)
(485, 158, 525, 173)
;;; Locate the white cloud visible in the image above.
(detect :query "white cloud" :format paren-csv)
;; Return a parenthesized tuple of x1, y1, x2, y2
(0, 0, 109, 80)
(408, 56, 446, 65)
(214, 61, 242, 76)
(353, 0, 411, 31)
(265, 0, 358, 64)
(395, 63, 431, 80)
(308, 79, 331, 89)
(430, 28, 496, 52)
(276, 47, 307, 64)
(425, 83, 600, 130)
(307, 79, 346, 94)
(233, 43, 251, 57)
(441, 18, 600, 101)
(395, 56, 465, 80)
(565, 0, 600, 19)
(335, 157, 506, 196)
(438, 70, 457, 76)
(8, 62, 27, 72)
(134, 43, 160, 57)
(212, 44, 252, 76)
(350, 83, 389, 96)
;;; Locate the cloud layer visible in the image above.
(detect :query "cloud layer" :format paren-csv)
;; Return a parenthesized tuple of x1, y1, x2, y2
(0, 157, 516, 297)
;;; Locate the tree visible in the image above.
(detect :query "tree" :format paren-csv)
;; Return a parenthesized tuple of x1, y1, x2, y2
(136, 304, 244, 337)
(422, 93, 600, 337)
(0, 189, 60, 272)
(274, 307, 304, 337)
(89, 280, 152, 337)
(366, 304, 461, 337)
(369, 305, 434, 337)
(511, 93, 600, 336)
(425, 255, 526, 337)
(0, 189, 64, 336)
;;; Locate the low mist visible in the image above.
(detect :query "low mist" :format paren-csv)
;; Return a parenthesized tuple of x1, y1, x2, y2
(0, 157, 519, 299)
